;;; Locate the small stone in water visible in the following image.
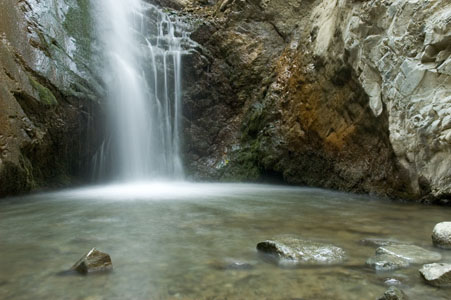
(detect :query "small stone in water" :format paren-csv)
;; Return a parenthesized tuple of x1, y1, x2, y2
(432, 222, 451, 249)
(377, 286, 408, 300)
(226, 261, 254, 270)
(71, 248, 113, 274)
(256, 235, 346, 265)
(366, 254, 409, 272)
(419, 263, 451, 287)
(384, 278, 402, 286)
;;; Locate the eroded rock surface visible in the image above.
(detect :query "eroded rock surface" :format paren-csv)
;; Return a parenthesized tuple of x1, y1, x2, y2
(173, 0, 451, 202)
(341, 0, 451, 202)
(257, 236, 346, 265)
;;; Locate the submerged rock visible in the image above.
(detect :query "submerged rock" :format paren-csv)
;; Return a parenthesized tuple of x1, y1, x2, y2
(419, 263, 451, 287)
(359, 238, 403, 247)
(432, 222, 451, 249)
(376, 245, 442, 264)
(71, 248, 113, 274)
(366, 245, 441, 271)
(224, 261, 254, 270)
(377, 286, 408, 300)
(209, 259, 256, 271)
(367, 254, 410, 272)
(384, 278, 402, 286)
(256, 236, 346, 265)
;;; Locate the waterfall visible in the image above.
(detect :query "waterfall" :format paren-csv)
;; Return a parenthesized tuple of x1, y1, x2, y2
(93, 0, 192, 181)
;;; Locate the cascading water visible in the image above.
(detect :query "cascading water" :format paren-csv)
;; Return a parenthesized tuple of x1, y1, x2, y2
(93, 0, 193, 181)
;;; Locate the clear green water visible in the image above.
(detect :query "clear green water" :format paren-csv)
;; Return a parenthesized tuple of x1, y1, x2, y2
(0, 182, 450, 300)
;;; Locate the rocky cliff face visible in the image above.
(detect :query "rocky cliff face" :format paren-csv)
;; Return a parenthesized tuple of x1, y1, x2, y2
(340, 0, 451, 201)
(176, 0, 450, 203)
(0, 0, 103, 196)
(1, 0, 449, 203)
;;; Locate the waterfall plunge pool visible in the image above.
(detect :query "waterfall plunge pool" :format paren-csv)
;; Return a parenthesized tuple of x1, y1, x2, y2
(0, 183, 450, 299)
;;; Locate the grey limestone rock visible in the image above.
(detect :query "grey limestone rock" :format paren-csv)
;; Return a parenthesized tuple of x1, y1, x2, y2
(367, 254, 410, 272)
(432, 222, 451, 249)
(375, 245, 442, 264)
(420, 263, 451, 287)
(257, 235, 346, 266)
(367, 244, 441, 271)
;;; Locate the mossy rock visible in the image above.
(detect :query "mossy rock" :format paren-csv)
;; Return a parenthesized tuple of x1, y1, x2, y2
(242, 103, 266, 139)
(219, 139, 262, 181)
(28, 76, 58, 106)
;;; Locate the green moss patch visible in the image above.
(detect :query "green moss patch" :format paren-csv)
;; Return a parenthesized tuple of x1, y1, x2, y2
(28, 76, 58, 105)
(220, 139, 262, 181)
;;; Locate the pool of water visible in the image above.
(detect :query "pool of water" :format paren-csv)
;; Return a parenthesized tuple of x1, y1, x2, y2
(0, 182, 450, 300)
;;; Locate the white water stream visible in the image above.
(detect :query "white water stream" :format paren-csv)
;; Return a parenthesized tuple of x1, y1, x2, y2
(93, 0, 193, 180)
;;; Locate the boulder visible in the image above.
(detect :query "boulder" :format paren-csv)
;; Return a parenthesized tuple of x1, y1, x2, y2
(367, 245, 441, 271)
(432, 222, 451, 249)
(71, 248, 113, 274)
(419, 263, 451, 287)
(377, 286, 408, 300)
(256, 236, 346, 265)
